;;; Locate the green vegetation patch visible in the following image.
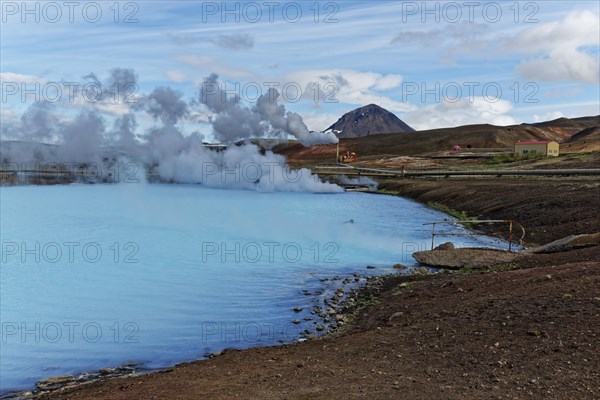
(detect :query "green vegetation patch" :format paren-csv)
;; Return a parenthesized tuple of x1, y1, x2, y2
(426, 201, 478, 228)
(488, 153, 544, 164)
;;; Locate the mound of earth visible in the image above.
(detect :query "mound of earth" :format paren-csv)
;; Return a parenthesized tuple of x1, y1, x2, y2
(563, 126, 600, 153)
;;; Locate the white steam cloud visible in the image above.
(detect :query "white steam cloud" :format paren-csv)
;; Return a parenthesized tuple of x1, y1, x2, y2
(0, 69, 342, 193)
(199, 73, 339, 146)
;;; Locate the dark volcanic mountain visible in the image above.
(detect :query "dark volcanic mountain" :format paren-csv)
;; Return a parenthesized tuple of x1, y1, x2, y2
(327, 104, 414, 138)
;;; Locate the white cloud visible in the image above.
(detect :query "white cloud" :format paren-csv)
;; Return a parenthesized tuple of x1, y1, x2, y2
(508, 10, 600, 84)
(285, 69, 413, 113)
(94, 102, 134, 117)
(0, 72, 45, 84)
(543, 86, 583, 99)
(178, 55, 254, 80)
(508, 10, 599, 53)
(390, 22, 491, 56)
(533, 111, 565, 123)
(404, 97, 516, 130)
(300, 111, 340, 132)
(372, 74, 403, 91)
(0, 108, 19, 124)
(517, 48, 600, 84)
(209, 33, 254, 50)
(165, 70, 187, 83)
(389, 10, 600, 84)
(166, 31, 254, 50)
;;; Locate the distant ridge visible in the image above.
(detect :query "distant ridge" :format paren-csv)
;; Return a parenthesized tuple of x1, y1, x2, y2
(274, 115, 599, 163)
(327, 104, 414, 138)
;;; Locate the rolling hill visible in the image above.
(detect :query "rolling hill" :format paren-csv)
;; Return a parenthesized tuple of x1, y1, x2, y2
(275, 115, 600, 164)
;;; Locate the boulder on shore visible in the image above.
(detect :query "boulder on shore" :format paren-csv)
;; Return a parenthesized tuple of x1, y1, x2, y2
(434, 242, 455, 251)
(526, 233, 600, 254)
(36, 375, 74, 391)
(413, 248, 517, 269)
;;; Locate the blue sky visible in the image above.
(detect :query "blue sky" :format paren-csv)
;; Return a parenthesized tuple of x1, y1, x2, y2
(1, 0, 599, 141)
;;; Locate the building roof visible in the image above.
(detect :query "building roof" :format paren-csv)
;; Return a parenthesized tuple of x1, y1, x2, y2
(515, 140, 555, 145)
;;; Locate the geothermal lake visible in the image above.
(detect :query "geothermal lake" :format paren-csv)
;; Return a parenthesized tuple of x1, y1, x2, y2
(0, 184, 502, 393)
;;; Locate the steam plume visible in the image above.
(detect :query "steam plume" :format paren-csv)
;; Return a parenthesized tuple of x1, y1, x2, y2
(199, 73, 339, 146)
(0, 69, 341, 193)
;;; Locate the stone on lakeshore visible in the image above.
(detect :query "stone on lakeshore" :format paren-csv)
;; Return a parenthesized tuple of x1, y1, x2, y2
(99, 368, 114, 375)
(434, 242, 455, 251)
(527, 233, 600, 254)
(413, 248, 517, 270)
(36, 375, 74, 391)
(415, 267, 430, 275)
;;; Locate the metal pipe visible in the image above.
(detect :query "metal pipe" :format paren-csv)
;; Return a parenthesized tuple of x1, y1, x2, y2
(315, 165, 600, 177)
(423, 219, 526, 251)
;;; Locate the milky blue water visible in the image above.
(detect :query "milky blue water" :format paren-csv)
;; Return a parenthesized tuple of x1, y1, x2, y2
(0, 184, 504, 393)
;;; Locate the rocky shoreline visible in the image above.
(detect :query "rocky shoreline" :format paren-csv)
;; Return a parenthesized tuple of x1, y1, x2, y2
(2, 365, 145, 400)
(6, 263, 423, 400)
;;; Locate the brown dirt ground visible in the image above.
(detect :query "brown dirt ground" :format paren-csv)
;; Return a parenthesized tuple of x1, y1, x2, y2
(36, 178, 600, 400)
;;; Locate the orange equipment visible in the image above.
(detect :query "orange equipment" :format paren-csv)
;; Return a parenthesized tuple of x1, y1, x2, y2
(338, 150, 357, 163)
